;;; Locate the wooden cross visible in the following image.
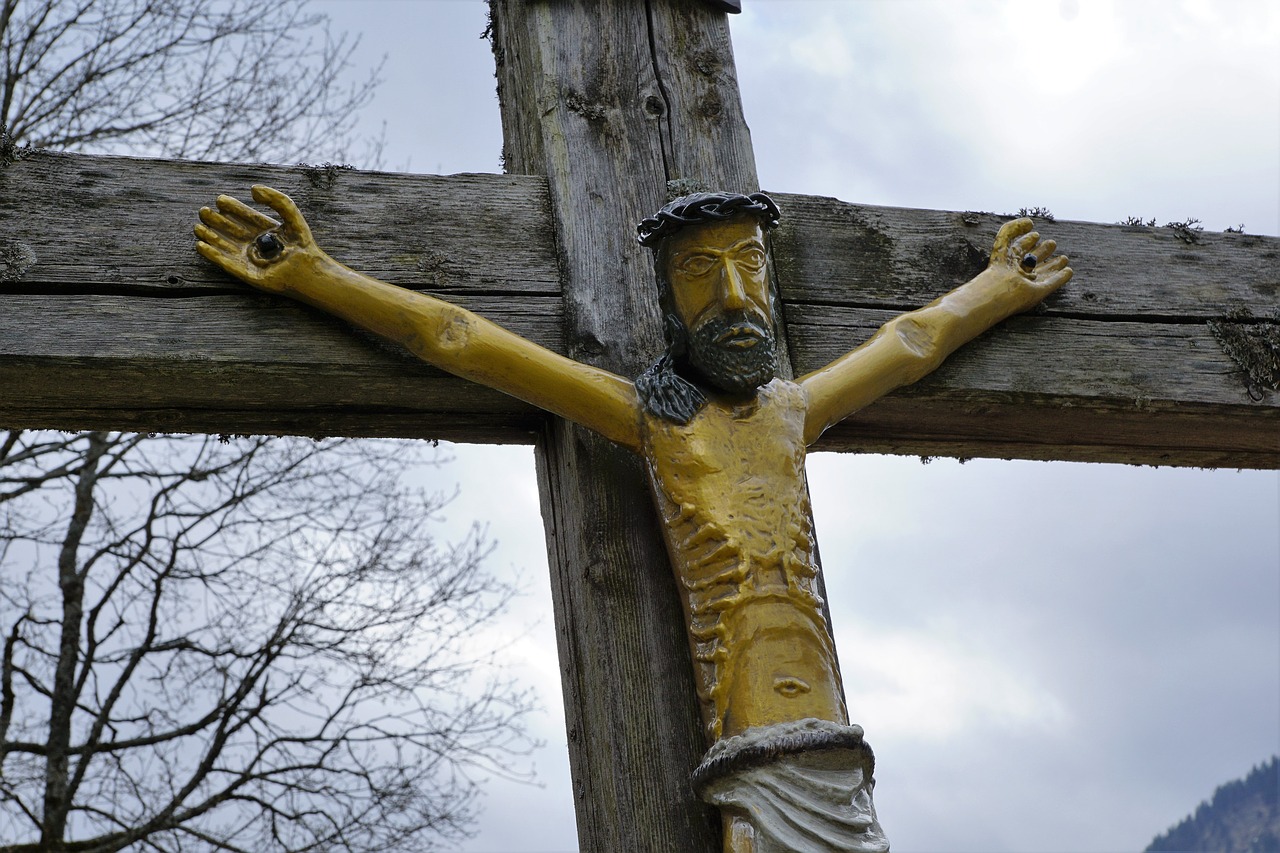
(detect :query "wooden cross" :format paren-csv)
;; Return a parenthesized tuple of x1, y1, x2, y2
(1, 1, 1276, 849)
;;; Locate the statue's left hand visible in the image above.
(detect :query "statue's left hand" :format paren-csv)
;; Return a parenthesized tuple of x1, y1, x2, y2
(195, 185, 323, 294)
(987, 217, 1073, 305)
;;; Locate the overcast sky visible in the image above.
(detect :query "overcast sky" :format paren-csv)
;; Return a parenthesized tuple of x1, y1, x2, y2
(312, 2, 1278, 852)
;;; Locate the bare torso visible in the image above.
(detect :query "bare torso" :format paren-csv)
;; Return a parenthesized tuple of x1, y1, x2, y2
(641, 379, 848, 740)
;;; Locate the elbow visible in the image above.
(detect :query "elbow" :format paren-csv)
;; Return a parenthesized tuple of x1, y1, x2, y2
(892, 316, 944, 376)
(435, 307, 476, 354)
(894, 315, 937, 357)
(399, 305, 477, 362)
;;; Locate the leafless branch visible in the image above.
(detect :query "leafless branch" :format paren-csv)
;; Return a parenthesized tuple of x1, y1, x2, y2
(0, 0, 383, 165)
(0, 433, 532, 851)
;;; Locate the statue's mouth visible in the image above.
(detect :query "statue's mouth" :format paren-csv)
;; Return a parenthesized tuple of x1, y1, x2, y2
(714, 323, 764, 348)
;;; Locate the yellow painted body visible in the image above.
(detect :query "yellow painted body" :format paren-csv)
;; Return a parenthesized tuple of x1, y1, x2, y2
(197, 188, 1070, 851)
(642, 377, 845, 740)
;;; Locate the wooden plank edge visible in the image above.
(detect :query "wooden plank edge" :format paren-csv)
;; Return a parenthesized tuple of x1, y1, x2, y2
(815, 394, 1279, 469)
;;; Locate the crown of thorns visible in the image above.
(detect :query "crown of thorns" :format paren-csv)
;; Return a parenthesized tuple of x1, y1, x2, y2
(636, 192, 781, 247)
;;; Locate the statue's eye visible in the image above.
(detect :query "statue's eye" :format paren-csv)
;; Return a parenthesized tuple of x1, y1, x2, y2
(737, 247, 766, 271)
(678, 254, 717, 276)
(774, 677, 811, 698)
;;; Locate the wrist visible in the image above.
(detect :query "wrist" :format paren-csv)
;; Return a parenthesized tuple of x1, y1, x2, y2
(275, 249, 341, 297)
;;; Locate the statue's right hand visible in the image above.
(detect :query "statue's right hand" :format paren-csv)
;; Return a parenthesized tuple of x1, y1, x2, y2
(195, 185, 319, 293)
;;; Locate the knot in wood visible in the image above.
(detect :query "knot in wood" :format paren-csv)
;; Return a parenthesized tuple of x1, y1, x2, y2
(698, 94, 724, 120)
(574, 332, 607, 360)
(693, 49, 722, 77)
(565, 90, 608, 124)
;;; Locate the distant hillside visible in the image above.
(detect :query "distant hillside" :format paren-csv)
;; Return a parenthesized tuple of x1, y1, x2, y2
(1146, 757, 1279, 853)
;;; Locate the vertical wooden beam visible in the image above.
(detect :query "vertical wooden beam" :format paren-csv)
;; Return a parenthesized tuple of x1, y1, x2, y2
(489, 0, 758, 848)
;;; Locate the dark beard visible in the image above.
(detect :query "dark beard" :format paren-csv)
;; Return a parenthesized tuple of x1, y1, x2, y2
(687, 310, 778, 395)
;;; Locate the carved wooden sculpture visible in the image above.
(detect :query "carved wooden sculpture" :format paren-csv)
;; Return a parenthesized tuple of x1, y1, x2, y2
(196, 186, 1070, 852)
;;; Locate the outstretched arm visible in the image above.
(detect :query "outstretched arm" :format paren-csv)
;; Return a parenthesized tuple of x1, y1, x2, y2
(196, 186, 642, 450)
(800, 218, 1071, 445)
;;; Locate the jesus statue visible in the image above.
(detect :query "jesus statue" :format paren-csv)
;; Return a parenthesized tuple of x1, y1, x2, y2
(196, 186, 1070, 852)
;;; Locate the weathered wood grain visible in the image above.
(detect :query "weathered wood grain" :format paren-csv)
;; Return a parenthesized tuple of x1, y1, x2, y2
(0, 153, 558, 295)
(0, 154, 1276, 466)
(492, 0, 736, 848)
(0, 6, 1275, 848)
(0, 4, 1271, 852)
(772, 193, 1279, 318)
(0, 293, 554, 440)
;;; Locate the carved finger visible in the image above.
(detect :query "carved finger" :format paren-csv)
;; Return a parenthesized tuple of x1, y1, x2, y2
(199, 206, 255, 242)
(992, 217, 1035, 255)
(1032, 238, 1057, 262)
(195, 236, 257, 275)
(216, 194, 279, 232)
(193, 222, 240, 256)
(251, 185, 312, 242)
(195, 240, 235, 268)
(1013, 231, 1041, 256)
(1038, 254, 1069, 273)
(1036, 266, 1073, 291)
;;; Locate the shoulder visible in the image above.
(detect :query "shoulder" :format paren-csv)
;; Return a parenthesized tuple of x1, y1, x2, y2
(761, 377, 806, 408)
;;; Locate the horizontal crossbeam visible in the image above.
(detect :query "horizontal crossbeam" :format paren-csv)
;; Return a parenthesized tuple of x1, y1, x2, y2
(1, 152, 1275, 466)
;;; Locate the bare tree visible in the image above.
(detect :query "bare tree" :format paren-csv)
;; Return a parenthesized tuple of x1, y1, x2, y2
(0, 6, 519, 849)
(0, 0, 381, 163)
(0, 431, 532, 852)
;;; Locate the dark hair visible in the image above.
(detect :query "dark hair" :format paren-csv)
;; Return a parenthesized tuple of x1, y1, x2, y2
(636, 191, 781, 248)
(635, 315, 706, 424)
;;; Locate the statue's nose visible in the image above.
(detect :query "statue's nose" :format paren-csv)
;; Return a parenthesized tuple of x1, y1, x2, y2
(721, 260, 748, 310)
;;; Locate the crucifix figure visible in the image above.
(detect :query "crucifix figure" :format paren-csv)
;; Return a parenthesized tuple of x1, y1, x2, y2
(195, 185, 1070, 852)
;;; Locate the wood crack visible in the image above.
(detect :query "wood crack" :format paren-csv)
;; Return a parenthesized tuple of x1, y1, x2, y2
(784, 297, 1233, 326)
(0, 282, 564, 300)
(643, 0, 674, 184)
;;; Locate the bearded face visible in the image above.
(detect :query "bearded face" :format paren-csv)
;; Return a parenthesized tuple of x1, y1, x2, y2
(686, 309, 778, 395)
(658, 215, 779, 397)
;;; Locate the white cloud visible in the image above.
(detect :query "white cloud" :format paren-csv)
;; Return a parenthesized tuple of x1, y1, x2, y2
(786, 16, 857, 78)
(286, 3, 1279, 851)
(838, 622, 1073, 741)
(735, 0, 1280, 232)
